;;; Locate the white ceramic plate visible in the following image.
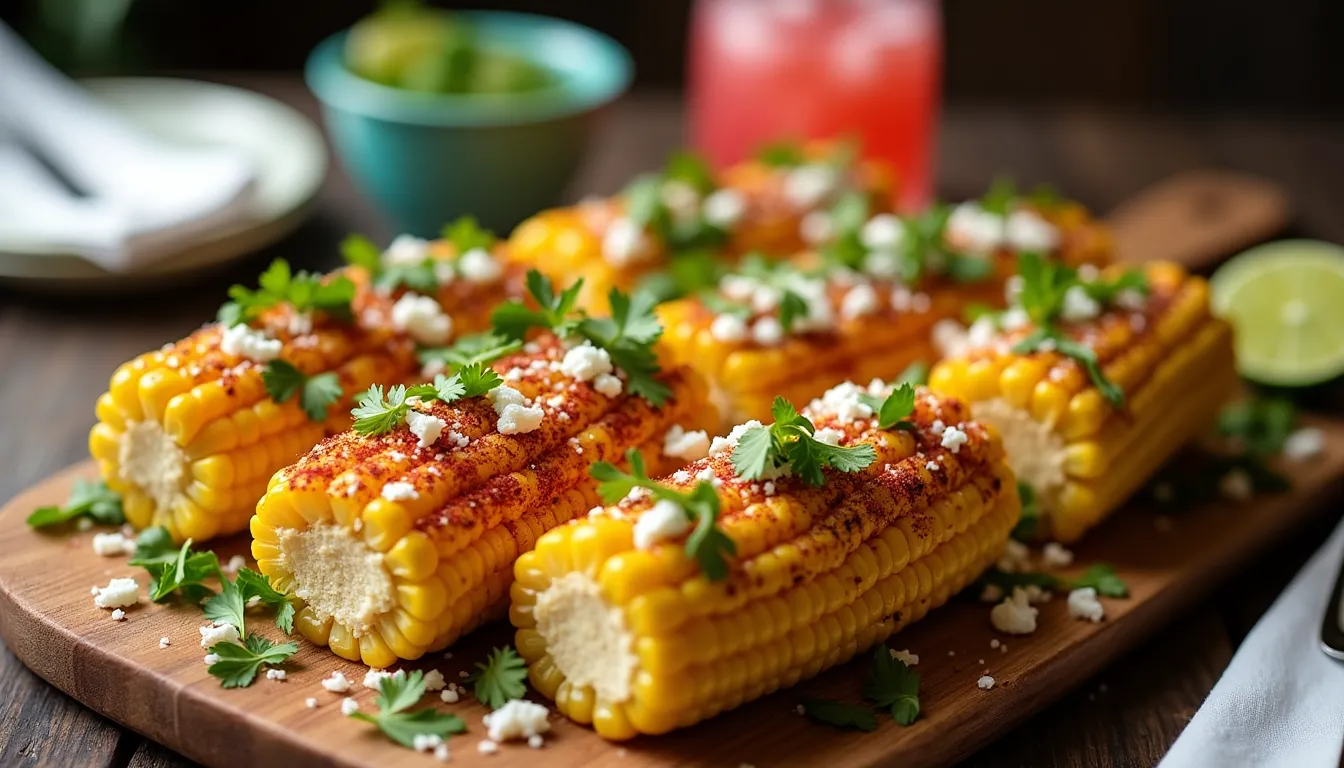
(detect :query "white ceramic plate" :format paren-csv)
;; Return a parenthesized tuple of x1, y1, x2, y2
(0, 77, 327, 291)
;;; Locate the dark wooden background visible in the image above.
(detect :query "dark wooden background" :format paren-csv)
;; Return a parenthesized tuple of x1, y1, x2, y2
(1, 74, 1343, 765)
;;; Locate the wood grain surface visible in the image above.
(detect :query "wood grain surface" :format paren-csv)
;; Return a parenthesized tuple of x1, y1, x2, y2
(1, 425, 1341, 768)
(3, 79, 1344, 768)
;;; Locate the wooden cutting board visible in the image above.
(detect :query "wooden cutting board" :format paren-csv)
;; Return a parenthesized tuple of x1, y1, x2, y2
(1, 425, 1341, 768)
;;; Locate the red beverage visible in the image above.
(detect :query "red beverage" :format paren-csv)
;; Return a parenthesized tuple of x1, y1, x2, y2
(689, 0, 942, 211)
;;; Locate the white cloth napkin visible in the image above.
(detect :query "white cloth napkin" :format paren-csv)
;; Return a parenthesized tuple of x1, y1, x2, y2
(1160, 517, 1344, 768)
(0, 21, 257, 272)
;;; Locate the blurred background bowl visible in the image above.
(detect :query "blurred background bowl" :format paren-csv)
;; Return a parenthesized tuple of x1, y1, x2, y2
(305, 10, 632, 237)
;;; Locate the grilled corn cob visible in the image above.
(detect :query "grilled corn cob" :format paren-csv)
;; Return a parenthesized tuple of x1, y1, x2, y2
(511, 381, 1019, 739)
(929, 261, 1238, 542)
(506, 141, 896, 312)
(89, 237, 520, 542)
(658, 195, 1113, 426)
(250, 334, 715, 667)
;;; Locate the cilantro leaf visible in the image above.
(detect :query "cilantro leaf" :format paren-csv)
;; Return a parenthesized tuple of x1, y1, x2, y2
(202, 576, 247, 633)
(636, 249, 727, 304)
(944, 253, 996, 283)
(467, 646, 529, 710)
(895, 360, 929, 387)
(351, 384, 410, 436)
(442, 215, 497, 254)
(802, 698, 878, 732)
(375, 262, 440, 294)
(143, 539, 220, 603)
(27, 479, 124, 528)
(236, 568, 296, 634)
(1013, 329, 1124, 409)
(351, 669, 467, 748)
(663, 150, 717, 195)
(858, 382, 917, 431)
(262, 360, 343, 422)
(863, 644, 920, 725)
(808, 439, 877, 476)
(218, 259, 356, 325)
(729, 425, 776, 481)
(777, 290, 810, 334)
(206, 634, 297, 689)
(418, 332, 522, 372)
(980, 176, 1018, 216)
(1071, 563, 1128, 598)
(491, 270, 584, 341)
(454, 364, 502, 399)
(1217, 397, 1297, 457)
(340, 233, 383, 272)
(128, 527, 177, 566)
(731, 397, 876, 486)
(1011, 481, 1040, 542)
(756, 141, 805, 167)
(578, 288, 670, 407)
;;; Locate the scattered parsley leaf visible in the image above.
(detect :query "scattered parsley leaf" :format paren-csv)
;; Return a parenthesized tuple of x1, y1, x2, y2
(578, 288, 670, 407)
(351, 669, 468, 748)
(858, 383, 917, 432)
(977, 562, 1129, 599)
(376, 262, 439, 294)
(204, 568, 296, 637)
(636, 249, 727, 303)
(351, 384, 411, 436)
(206, 634, 297, 689)
(352, 366, 499, 437)
(980, 176, 1018, 217)
(143, 538, 220, 603)
(467, 646, 529, 710)
(1072, 563, 1128, 598)
(663, 150, 717, 195)
(1081, 270, 1149, 305)
(261, 360, 343, 422)
(777, 290, 810, 334)
(1012, 328, 1124, 408)
(27, 479, 124, 528)
(454, 363, 503, 399)
(864, 644, 920, 725)
(756, 141, 806, 167)
(442, 215, 497, 254)
(217, 259, 356, 325)
(802, 698, 878, 732)
(418, 332, 522, 372)
(590, 449, 736, 581)
(128, 527, 177, 566)
(340, 233, 383, 272)
(1217, 397, 1297, 457)
(202, 577, 247, 633)
(1011, 481, 1040, 542)
(731, 397, 876, 486)
(944, 252, 996, 283)
(491, 270, 584, 341)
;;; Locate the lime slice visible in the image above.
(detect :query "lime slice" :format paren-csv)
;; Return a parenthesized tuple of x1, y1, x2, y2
(1210, 239, 1344, 386)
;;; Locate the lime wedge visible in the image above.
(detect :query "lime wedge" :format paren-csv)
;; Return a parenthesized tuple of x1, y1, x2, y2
(1210, 239, 1344, 386)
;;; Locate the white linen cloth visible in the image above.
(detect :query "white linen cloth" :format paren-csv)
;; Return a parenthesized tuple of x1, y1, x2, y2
(0, 21, 257, 272)
(1160, 517, 1344, 768)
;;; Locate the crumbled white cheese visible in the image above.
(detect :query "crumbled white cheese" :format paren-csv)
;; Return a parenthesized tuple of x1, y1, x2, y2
(664, 425, 710, 461)
(391, 293, 453, 346)
(200, 622, 240, 648)
(92, 578, 139, 609)
(977, 675, 996, 690)
(1060, 285, 1101, 323)
(322, 671, 352, 693)
(1067, 587, 1105, 622)
(91, 532, 135, 557)
(498, 403, 545, 435)
(222, 554, 246, 574)
(110, 609, 126, 621)
(441, 687, 461, 704)
(633, 500, 691, 550)
(990, 587, 1039, 635)
(946, 202, 1005, 254)
(1219, 469, 1254, 502)
(159, 637, 171, 648)
(710, 420, 765, 456)
(862, 249, 902, 281)
(808, 381, 875, 425)
(489, 385, 527, 414)
(889, 649, 919, 666)
(529, 735, 545, 749)
(381, 482, 419, 502)
(780, 274, 835, 332)
(383, 234, 432, 266)
(483, 698, 552, 743)
(423, 669, 446, 692)
(602, 217, 653, 267)
(990, 639, 1001, 649)
(1005, 209, 1060, 253)
(406, 410, 447, 449)
(702, 188, 746, 228)
(204, 653, 221, 665)
(1283, 427, 1325, 462)
(709, 313, 749, 343)
(266, 669, 287, 681)
(839, 283, 879, 320)
(434, 742, 451, 762)
(305, 697, 319, 709)
(940, 425, 970, 453)
(219, 324, 283, 362)
(783, 164, 839, 209)
(997, 539, 1032, 573)
(861, 213, 905, 250)
(593, 374, 623, 398)
(720, 275, 757, 303)
(364, 668, 395, 690)
(560, 343, 614, 382)
(799, 210, 833, 245)
(458, 248, 503, 283)
(413, 734, 445, 753)
(751, 316, 784, 346)
(478, 739, 500, 754)
(1041, 542, 1074, 568)
(812, 427, 845, 447)
(341, 697, 360, 716)
(661, 180, 701, 220)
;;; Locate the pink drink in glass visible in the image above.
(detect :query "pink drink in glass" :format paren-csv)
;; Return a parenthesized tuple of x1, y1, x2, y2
(689, 0, 942, 211)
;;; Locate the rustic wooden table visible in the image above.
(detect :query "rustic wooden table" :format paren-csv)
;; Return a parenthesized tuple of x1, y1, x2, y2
(1, 77, 1342, 768)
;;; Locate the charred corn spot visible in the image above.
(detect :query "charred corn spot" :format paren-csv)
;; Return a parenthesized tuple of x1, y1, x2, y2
(251, 339, 712, 665)
(930, 262, 1238, 542)
(512, 386, 1019, 739)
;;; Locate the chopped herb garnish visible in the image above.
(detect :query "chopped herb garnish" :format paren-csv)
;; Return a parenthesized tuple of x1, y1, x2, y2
(857, 382, 918, 432)
(1217, 397, 1297, 457)
(466, 646, 529, 710)
(204, 567, 295, 637)
(352, 364, 501, 436)
(206, 634, 298, 689)
(979, 176, 1018, 217)
(217, 259, 356, 326)
(343, 233, 437, 294)
(491, 270, 585, 341)
(1013, 328, 1123, 408)
(731, 398, 877, 487)
(128, 526, 177, 565)
(801, 698, 878, 732)
(1011, 481, 1040, 542)
(27, 479, 124, 529)
(441, 215, 497, 255)
(1080, 270, 1149, 305)
(339, 233, 382, 272)
(978, 561, 1129, 599)
(818, 191, 871, 270)
(261, 360, 343, 422)
(864, 644, 920, 725)
(418, 332, 522, 372)
(663, 150, 717, 195)
(756, 141, 806, 168)
(894, 360, 929, 387)
(352, 669, 468, 748)
(142, 538, 220, 603)
(636, 249, 727, 303)
(591, 449, 736, 581)
(1072, 562, 1128, 598)
(777, 290, 810, 333)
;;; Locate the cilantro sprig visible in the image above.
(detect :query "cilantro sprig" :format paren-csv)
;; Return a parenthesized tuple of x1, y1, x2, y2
(802, 698, 878, 732)
(203, 567, 296, 636)
(351, 364, 501, 436)
(27, 479, 124, 529)
(262, 360, 343, 422)
(491, 270, 585, 341)
(352, 669, 467, 748)
(1217, 397, 1297, 457)
(857, 382, 918, 432)
(466, 646, 529, 710)
(342, 217, 498, 295)
(731, 398, 877, 487)
(137, 537, 221, 603)
(591, 449, 736, 581)
(755, 141, 806, 168)
(207, 635, 298, 689)
(802, 643, 920, 731)
(979, 562, 1129, 599)
(441, 215, 497, 255)
(217, 259, 355, 326)
(418, 332, 522, 373)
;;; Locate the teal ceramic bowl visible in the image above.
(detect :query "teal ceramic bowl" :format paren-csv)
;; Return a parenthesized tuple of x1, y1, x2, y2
(306, 12, 632, 237)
